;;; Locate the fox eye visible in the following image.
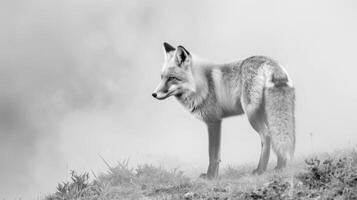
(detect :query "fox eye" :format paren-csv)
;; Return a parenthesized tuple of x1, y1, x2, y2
(168, 76, 180, 82)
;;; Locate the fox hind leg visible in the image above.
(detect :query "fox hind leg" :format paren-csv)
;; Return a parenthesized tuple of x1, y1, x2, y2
(276, 156, 287, 170)
(254, 134, 271, 175)
(245, 101, 271, 175)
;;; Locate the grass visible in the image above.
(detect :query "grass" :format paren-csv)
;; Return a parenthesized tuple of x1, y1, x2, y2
(46, 149, 357, 200)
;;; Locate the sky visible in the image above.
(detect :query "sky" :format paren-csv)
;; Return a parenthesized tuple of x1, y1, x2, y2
(0, 0, 356, 199)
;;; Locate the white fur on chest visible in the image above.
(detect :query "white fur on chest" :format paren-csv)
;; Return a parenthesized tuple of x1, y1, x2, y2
(211, 69, 237, 112)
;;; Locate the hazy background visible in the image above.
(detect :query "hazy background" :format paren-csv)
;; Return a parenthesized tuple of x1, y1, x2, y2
(0, 0, 356, 199)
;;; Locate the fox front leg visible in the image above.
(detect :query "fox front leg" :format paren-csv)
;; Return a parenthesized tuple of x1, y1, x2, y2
(200, 121, 222, 179)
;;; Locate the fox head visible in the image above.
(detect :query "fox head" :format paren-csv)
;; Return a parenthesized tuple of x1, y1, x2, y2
(152, 42, 196, 100)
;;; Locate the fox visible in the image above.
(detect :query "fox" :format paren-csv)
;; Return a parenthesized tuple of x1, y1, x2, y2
(152, 42, 295, 179)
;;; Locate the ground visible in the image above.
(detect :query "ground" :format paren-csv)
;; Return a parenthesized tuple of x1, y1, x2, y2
(46, 149, 357, 200)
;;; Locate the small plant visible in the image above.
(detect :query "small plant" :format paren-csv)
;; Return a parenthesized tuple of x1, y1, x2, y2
(241, 180, 291, 200)
(46, 171, 102, 200)
(298, 156, 357, 199)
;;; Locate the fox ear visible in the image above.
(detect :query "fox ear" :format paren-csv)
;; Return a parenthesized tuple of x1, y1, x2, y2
(163, 42, 175, 59)
(175, 45, 191, 66)
(163, 42, 175, 53)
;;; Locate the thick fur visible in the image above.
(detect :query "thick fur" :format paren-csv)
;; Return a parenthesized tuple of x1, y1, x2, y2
(153, 43, 295, 178)
(265, 84, 295, 162)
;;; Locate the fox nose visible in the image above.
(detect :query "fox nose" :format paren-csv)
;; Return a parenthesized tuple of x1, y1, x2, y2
(152, 93, 157, 98)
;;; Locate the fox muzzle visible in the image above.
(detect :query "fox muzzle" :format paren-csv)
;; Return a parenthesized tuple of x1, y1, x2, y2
(152, 90, 174, 100)
(153, 80, 179, 100)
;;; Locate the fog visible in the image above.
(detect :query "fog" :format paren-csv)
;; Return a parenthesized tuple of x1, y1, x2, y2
(0, 0, 356, 199)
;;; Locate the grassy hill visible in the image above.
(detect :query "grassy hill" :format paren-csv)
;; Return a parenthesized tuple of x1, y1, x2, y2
(45, 149, 357, 199)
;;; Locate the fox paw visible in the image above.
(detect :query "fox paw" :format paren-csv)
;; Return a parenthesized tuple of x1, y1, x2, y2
(199, 173, 208, 179)
(252, 169, 264, 175)
(199, 173, 216, 180)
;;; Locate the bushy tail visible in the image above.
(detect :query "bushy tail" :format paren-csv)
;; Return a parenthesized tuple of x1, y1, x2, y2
(265, 81, 295, 161)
